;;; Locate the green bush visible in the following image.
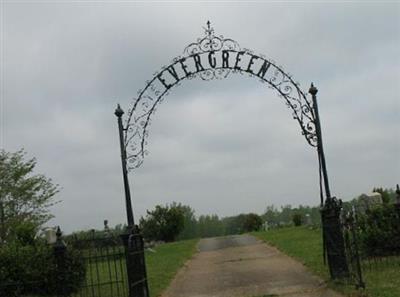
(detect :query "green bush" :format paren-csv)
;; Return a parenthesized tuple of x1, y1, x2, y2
(140, 204, 185, 242)
(357, 204, 400, 257)
(0, 241, 85, 296)
(8, 221, 38, 246)
(242, 213, 263, 232)
(292, 213, 303, 226)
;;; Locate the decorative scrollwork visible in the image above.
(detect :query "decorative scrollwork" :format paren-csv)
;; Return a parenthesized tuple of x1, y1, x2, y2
(198, 68, 231, 81)
(184, 21, 240, 56)
(123, 22, 318, 171)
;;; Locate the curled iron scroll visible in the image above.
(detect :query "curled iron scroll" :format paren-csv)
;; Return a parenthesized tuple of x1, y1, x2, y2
(124, 22, 318, 171)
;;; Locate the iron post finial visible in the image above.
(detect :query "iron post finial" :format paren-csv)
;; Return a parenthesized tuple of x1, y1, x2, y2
(115, 104, 124, 118)
(56, 226, 62, 239)
(309, 83, 318, 95)
(207, 20, 211, 30)
(54, 226, 66, 250)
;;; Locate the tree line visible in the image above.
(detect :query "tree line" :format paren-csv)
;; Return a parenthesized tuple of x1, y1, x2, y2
(1, 148, 397, 246)
(139, 202, 264, 242)
(138, 187, 398, 243)
(61, 188, 398, 244)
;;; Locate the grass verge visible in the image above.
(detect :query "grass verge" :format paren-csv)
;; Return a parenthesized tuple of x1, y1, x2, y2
(74, 239, 198, 297)
(253, 227, 399, 297)
(146, 239, 198, 297)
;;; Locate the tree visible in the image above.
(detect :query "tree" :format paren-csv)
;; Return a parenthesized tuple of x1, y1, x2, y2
(263, 205, 278, 226)
(139, 203, 184, 242)
(173, 203, 198, 240)
(279, 205, 293, 225)
(223, 214, 246, 235)
(242, 213, 263, 232)
(0, 149, 59, 243)
(197, 214, 224, 238)
(292, 213, 303, 226)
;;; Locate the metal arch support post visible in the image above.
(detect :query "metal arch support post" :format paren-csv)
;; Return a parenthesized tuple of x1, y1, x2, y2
(309, 83, 331, 201)
(115, 105, 150, 297)
(309, 85, 349, 280)
(115, 104, 135, 228)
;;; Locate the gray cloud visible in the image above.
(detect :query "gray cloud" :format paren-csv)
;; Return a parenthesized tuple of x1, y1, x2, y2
(2, 2, 399, 232)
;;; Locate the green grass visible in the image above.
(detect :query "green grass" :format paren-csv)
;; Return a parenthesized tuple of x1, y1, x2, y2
(72, 239, 198, 297)
(146, 239, 198, 297)
(252, 227, 400, 297)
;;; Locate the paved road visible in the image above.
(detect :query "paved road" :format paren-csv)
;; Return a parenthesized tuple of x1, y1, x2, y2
(161, 234, 343, 297)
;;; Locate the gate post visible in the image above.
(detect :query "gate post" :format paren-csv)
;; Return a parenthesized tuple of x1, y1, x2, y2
(120, 227, 150, 297)
(309, 84, 349, 279)
(53, 226, 68, 297)
(321, 197, 349, 279)
(115, 105, 150, 297)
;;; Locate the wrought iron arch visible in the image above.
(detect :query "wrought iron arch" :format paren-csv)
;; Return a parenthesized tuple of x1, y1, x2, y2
(114, 23, 351, 295)
(123, 22, 318, 170)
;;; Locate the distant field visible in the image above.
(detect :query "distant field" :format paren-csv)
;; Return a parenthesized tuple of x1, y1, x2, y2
(253, 226, 400, 297)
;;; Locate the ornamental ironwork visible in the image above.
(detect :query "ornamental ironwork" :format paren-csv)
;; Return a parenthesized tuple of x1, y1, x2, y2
(124, 21, 318, 170)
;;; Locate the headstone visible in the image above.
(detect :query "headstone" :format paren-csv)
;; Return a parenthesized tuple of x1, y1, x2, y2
(357, 192, 382, 213)
(45, 228, 57, 244)
(305, 214, 312, 226)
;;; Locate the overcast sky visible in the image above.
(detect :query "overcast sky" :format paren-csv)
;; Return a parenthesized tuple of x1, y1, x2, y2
(1, 2, 399, 233)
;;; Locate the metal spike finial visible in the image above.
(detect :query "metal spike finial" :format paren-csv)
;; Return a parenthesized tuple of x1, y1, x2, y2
(56, 226, 62, 240)
(115, 103, 124, 117)
(204, 20, 214, 38)
(309, 82, 318, 95)
(54, 226, 66, 249)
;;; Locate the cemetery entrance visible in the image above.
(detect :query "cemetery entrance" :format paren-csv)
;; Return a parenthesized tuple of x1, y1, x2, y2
(115, 22, 351, 297)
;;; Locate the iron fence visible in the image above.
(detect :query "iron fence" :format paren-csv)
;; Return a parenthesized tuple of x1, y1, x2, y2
(0, 228, 148, 297)
(341, 202, 400, 289)
(68, 236, 129, 297)
(342, 211, 364, 288)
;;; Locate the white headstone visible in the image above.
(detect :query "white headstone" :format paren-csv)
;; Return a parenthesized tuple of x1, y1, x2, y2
(305, 214, 312, 226)
(357, 192, 382, 213)
(45, 228, 57, 244)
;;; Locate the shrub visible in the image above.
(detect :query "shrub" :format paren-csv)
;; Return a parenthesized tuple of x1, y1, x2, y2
(9, 221, 38, 246)
(242, 213, 263, 232)
(140, 204, 185, 242)
(357, 204, 400, 257)
(0, 241, 85, 296)
(292, 213, 303, 226)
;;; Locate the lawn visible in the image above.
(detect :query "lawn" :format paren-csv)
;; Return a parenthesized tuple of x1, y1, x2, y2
(253, 226, 400, 297)
(73, 239, 198, 297)
(146, 239, 198, 296)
